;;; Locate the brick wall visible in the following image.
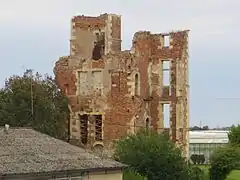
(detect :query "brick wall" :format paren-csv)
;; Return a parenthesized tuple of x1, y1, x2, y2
(54, 13, 190, 157)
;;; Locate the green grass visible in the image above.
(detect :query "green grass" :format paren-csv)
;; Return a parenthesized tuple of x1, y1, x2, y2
(123, 166, 240, 180)
(198, 165, 240, 180)
(123, 170, 147, 180)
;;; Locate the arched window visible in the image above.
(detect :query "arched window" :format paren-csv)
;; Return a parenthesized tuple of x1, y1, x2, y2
(146, 118, 150, 131)
(134, 73, 140, 95)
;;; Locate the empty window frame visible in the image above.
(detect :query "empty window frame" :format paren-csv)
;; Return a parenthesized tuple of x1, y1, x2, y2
(146, 118, 150, 132)
(92, 32, 105, 60)
(64, 83, 69, 94)
(134, 73, 140, 95)
(162, 61, 170, 86)
(163, 104, 170, 128)
(164, 35, 170, 47)
(79, 114, 88, 145)
(95, 115, 103, 141)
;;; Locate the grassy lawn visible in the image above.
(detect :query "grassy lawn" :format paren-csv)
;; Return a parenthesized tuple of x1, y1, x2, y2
(123, 170, 147, 180)
(123, 166, 240, 180)
(198, 165, 240, 180)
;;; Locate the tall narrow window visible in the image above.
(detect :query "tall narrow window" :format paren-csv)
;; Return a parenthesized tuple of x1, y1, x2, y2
(64, 83, 69, 95)
(135, 73, 140, 96)
(92, 31, 105, 60)
(146, 118, 150, 132)
(79, 114, 88, 145)
(164, 35, 170, 47)
(163, 61, 170, 86)
(95, 115, 103, 141)
(163, 104, 170, 128)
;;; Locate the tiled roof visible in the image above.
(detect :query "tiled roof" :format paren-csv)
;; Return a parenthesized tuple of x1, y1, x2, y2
(0, 127, 125, 175)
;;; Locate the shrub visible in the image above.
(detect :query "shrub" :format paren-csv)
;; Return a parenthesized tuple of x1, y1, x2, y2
(188, 166, 204, 180)
(209, 146, 240, 180)
(190, 154, 205, 165)
(228, 125, 240, 146)
(115, 130, 189, 180)
(199, 154, 205, 165)
(191, 154, 198, 164)
(123, 169, 146, 180)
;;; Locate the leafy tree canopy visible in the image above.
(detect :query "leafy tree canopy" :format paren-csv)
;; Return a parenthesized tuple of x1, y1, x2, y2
(114, 130, 189, 180)
(209, 146, 240, 180)
(228, 124, 240, 146)
(0, 69, 69, 139)
(190, 125, 209, 131)
(208, 125, 240, 180)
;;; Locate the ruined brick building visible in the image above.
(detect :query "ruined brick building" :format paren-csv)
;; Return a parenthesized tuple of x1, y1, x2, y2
(54, 13, 190, 157)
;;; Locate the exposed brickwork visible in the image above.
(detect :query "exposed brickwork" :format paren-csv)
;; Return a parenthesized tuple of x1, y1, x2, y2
(54, 13, 190, 157)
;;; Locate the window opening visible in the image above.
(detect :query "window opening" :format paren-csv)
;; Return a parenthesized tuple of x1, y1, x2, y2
(92, 31, 105, 60)
(146, 118, 150, 132)
(95, 115, 102, 141)
(79, 114, 88, 145)
(163, 104, 170, 128)
(64, 83, 69, 94)
(163, 61, 170, 86)
(164, 35, 170, 47)
(134, 73, 140, 95)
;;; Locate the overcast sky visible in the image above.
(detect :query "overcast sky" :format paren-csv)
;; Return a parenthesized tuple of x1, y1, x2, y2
(0, 0, 240, 127)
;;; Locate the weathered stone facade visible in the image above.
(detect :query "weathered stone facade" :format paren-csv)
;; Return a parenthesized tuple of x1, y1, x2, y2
(54, 13, 190, 157)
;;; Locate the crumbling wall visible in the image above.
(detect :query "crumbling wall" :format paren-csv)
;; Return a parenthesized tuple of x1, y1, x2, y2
(54, 13, 189, 157)
(129, 30, 189, 157)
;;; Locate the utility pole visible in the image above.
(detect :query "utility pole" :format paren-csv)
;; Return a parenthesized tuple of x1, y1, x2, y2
(22, 66, 34, 121)
(30, 73, 34, 119)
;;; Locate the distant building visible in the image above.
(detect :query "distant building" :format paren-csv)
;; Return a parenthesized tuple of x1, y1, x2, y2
(189, 130, 229, 164)
(0, 127, 126, 180)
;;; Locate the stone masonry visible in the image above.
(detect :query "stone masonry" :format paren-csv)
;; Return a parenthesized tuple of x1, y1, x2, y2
(54, 13, 190, 157)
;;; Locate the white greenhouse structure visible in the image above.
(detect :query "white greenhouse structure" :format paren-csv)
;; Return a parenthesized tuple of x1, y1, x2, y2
(189, 130, 229, 164)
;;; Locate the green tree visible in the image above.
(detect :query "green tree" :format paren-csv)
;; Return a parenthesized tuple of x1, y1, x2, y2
(114, 130, 189, 180)
(190, 154, 205, 165)
(188, 166, 204, 180)
(208, 124, 240, 180)
(190, 154, 198, 165)
(202, 125, 209, 130)
(228, 124, 240, 146)
(0, 69, 69, 139)
(209, 146, 240, 180)
(199, 154, 205, 165)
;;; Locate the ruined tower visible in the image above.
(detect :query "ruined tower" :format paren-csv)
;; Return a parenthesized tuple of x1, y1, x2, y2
(54, 13, 190, 157)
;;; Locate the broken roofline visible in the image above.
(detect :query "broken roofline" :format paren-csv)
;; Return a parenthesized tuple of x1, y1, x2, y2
(71, 13, 190, 36)
(133, 29, 190, 36)
(1, 166, 127, 179)
(72, 13, 189, 29)
(71, 13, 121, 20)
